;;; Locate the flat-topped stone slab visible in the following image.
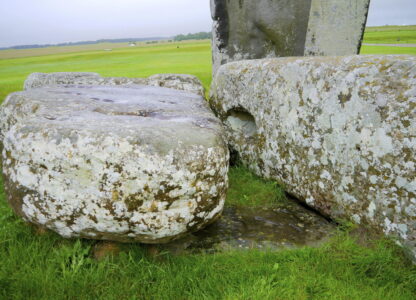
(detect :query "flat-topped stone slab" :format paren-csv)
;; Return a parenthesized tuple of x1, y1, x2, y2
(0, 85, 229, 243)
(24, 72, 206, 96)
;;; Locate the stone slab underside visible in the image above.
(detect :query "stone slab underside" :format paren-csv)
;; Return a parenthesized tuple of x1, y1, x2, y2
(211, 0, 370, 74)
(210, 55, 416, 260)
(0, 85, 229, 243)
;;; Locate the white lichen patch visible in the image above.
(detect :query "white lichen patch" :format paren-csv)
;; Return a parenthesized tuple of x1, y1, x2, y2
(0, 84, 229, 243)
(210, 55, 416, 261)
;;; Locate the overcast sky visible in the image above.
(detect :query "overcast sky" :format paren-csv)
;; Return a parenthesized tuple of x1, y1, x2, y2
(0, 0, 415, 48)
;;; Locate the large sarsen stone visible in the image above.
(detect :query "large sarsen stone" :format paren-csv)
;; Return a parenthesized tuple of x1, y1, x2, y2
(0, 85, 229, 243)
(211, 0, 370, 74)
(24, 72, 206, 96)
(210, 55, 416, 260)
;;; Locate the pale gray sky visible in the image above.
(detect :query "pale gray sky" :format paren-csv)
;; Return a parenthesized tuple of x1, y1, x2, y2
(0, 0, 415, 48)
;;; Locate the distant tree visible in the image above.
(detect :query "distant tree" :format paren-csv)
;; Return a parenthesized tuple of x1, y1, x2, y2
(173, 32, 212, 41)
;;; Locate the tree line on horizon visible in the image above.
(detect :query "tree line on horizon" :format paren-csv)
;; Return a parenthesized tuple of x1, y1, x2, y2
(1, 31, 213, 50)
(173, 32, 211, 41)
(0, 37, 167, 50)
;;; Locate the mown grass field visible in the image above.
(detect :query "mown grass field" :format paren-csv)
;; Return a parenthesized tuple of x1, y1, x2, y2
(0, 40, 201, 60)
(363, 25, 416, 44)
(0, 27, 416, 299)
(360, 45, 416, 55)
(0, 40, 212, 103)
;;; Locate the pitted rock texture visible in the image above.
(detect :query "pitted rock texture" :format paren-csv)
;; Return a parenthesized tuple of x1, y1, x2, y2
(210, 55, 416, 260)
(211, 0, 370, 74)
(0, 85, 229, 243)
(24, 72, 205, 96)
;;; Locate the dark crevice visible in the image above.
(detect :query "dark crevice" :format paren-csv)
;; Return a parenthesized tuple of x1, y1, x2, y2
(285, 192, 336, 224)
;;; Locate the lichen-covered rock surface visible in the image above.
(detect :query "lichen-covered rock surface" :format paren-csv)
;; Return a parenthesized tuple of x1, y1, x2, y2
(24, 72, 205, 96)
(211, 0, 370, 74)
(210, 55, 416, 260)
(0, 85, 229, 243)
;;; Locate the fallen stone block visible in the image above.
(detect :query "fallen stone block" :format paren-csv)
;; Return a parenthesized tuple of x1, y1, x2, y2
(24, 72, 206, 96)
(0, 84, 229, 243)
(210, 55, 416, 260)
(211, 0, 370, 74)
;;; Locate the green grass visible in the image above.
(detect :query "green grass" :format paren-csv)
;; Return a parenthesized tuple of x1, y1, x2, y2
(0, 41, 212, 103)
(1, 30, 416, 299)
(364, 25, 416, 44)
(365, 25, 416, 32)
(361, 45, 416, 55)
(1, 171, 415, 300)
(1, 29, 416, 104)
(227, 166, 286, 207)
(0, 40, 185, 60)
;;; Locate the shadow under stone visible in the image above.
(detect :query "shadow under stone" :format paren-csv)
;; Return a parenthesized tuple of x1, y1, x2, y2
(159, 199, 336, 255)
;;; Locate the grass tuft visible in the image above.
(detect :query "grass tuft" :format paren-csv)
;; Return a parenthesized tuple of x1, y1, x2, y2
(227, 166, 286, 207)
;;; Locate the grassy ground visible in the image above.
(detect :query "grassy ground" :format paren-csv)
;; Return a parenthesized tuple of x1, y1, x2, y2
(0, 27, 416, 299)
(361, 25, 416, 54)
(364, 25, 416, 44)
(1, 169, 415, 300)
(361, 45, 416, 55)
(0, 41, 212, 103)
(227, 166, 286, 207)
(0, 40, 207, 60)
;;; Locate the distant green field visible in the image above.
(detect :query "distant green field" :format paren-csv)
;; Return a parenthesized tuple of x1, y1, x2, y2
(0, 40, 203, 60)
(361, 45, 416, 55)
(366, 25, 416, 32)
(0, 28, 416, 299)
(363, 25, 416, 44)
(0, 41, 212, 102)
(1, 29, 416, 104)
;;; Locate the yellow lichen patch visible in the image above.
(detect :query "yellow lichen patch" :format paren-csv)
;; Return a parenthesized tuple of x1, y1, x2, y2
(111, 190, 119, 202)
(150, 201, 159, 212)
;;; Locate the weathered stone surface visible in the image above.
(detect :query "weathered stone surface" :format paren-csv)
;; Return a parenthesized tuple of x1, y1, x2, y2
(211, 0, 370, 74)
(158, 200, 335, 254)
(24, 72, 205, 96)
(0, 85, 229, 243)
(147, 74, 205, 96)
(210, 55, 416, 260)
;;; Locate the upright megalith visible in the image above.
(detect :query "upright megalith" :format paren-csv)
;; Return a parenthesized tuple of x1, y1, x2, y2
(211, 0, 371, 74)
(0, 84, 229, 243)
(210, 55, 416, 260)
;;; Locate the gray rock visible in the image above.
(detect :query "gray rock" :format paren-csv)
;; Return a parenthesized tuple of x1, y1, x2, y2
(147, 74, 205, 97)
(211, 0, 370, 74)
(24, 72, 205, 96)
(210, 55, 416, 260)
(24, 72, 105, 89)
(161, 202, 335, 254)
(0, 85, 229, 243)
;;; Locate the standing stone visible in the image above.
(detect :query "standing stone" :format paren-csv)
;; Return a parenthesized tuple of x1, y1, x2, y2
(211, 0, 371, 74)
(0, 85, 229, 243)
(210, 55, 416, 261)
